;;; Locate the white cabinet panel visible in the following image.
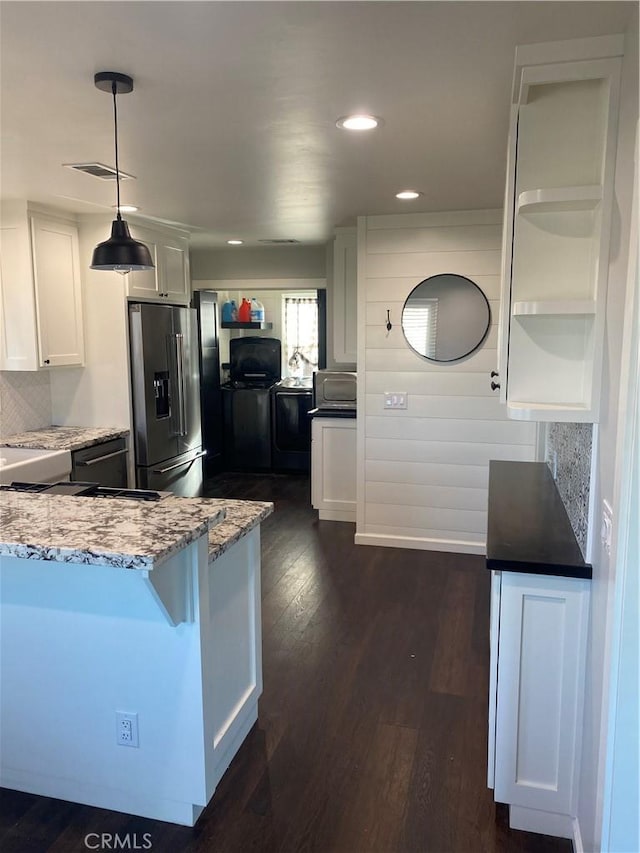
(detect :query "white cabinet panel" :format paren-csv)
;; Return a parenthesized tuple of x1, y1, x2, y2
(126, 224, 190, 304)
(311, 417, 356, 521)
(493, 572, 590, 835)
(125, 225, 160, 299)
(0, 211, 39, 370)
(31, 217, 84, 367)
(162, 238, 190, 303)
(332, 227, 357, 364)
(0, 203, 84, 370)
(498, 41, 622, 422)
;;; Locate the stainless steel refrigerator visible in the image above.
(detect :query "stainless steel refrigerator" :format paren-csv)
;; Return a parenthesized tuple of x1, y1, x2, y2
(129, 302, 205, 496)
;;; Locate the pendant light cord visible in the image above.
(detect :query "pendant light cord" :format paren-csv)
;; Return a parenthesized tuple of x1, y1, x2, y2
(111, 81, 122, 221)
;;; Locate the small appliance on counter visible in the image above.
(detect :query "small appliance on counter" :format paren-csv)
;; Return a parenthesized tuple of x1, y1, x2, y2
(312, 370, 357, 412)
(221, 337, 282, 470)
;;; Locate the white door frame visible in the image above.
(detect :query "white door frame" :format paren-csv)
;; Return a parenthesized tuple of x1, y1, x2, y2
(601, 125, 639, 852)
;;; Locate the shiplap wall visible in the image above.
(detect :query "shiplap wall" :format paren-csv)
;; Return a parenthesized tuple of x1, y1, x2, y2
(355, 209, 538, 554)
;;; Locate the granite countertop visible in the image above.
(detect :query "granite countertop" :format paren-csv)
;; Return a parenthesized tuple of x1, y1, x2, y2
(0, 492, 226, 570)
(0, 426, 129, 451)
(486, 460, 592, 580)
(0, 488, 274, 571)
(206, 499, 273, 562)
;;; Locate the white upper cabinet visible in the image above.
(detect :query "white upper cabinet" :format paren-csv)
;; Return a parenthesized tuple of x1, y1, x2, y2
(126, 223, 190, 304)
(332, 227, 357, 365)
(497, 36, 623, 422)
(0, 202, 84, 370)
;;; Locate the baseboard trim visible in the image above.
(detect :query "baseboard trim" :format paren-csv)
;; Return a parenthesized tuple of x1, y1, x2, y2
(354, 532, 485, 555)
(318, 510, 356, 522)
(509, 805, 573, 839)
(572, 816, 584, 853)
(0, 767, 204, 826)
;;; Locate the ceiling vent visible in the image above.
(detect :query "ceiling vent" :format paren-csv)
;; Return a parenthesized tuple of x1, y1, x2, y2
(258, 238, 299, 244)
(63, 162, 135, 181)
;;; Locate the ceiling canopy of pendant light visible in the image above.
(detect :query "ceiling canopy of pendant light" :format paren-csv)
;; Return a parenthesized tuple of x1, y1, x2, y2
(90, 71, 154, 274)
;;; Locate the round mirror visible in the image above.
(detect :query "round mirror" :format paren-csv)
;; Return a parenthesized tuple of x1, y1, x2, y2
(401, 273, 491, 362)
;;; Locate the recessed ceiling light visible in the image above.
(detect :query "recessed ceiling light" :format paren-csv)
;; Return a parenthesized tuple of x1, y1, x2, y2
(227, 239, 244, 245)
(396, 190, 423, 200)
(112, 204, 139, 213)
(336, 114, 382, 131)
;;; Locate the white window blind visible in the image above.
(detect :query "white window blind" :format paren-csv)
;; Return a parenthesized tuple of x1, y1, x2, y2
(283, 295, 319, 377)
(403, 298, 439, 359)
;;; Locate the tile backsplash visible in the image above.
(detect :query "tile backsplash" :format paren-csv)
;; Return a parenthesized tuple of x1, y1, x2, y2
(546, 422, 593, 558)
(0, 371, 52, 437)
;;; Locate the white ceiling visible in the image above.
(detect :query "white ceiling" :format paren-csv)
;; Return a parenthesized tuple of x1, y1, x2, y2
(0, 1, 634, 247)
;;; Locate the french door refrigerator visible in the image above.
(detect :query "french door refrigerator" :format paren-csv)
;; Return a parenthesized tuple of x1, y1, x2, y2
(129, 302, 205, 496)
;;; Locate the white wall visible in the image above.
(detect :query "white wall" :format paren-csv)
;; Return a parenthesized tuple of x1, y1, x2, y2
(190, 245, 326, 281)
(578, 19, 639, 852)
(355, 209, 537, 554)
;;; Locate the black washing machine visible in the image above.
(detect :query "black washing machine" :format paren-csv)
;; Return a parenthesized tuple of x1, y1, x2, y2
(270, 377, 313, 472)
(222, 337, 281, 471)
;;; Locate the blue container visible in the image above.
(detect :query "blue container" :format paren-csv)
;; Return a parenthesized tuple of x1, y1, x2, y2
(222, 300, 237, 322)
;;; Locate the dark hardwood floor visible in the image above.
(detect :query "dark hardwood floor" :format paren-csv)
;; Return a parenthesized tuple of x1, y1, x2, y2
(0, 473, 571, 853)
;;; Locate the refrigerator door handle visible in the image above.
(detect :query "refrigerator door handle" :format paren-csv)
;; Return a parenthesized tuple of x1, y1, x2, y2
(152, 449, 207, 475)
(176, 333, 188, 437)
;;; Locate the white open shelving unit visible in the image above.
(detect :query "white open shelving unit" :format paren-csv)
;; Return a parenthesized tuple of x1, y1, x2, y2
(498, 39, 623, 422)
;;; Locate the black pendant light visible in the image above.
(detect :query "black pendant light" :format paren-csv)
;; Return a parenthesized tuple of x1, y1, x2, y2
(90, 71, 154, 274)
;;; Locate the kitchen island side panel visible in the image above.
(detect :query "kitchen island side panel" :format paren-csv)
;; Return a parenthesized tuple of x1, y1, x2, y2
(0, 530, 262, 826)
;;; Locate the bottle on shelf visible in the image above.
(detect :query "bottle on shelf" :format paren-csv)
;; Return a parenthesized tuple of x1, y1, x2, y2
(238, 297, 252, 323)
(221, 300, 236, 323)
(250, 298, 265, 322)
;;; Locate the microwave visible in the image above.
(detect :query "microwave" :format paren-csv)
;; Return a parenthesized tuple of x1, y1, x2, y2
(313, 370, 357, 410)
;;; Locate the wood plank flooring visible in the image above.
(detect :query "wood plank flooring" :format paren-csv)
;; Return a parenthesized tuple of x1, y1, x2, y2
(0, 473, 571, 853)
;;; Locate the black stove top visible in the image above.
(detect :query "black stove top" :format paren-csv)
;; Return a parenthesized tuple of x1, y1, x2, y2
(0, 481, 169, 501)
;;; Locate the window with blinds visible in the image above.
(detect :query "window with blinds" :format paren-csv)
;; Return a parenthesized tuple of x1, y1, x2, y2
(283, 294, 319, 377)
(403, 298, 439, 359)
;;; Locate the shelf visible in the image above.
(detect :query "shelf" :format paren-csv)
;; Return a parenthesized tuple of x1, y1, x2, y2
(512, 300, 597, 316)
(516, 185, 602, 214)
(507, 401, 591, 422)
(221, 321, 273, 330)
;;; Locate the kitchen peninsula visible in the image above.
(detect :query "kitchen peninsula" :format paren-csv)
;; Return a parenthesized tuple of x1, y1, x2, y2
(0, 489, 272, 826)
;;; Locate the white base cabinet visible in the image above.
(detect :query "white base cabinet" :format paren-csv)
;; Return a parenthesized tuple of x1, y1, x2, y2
(0, 201, 84, 370)
(311, 417, 356, 522)
(489, 570, 590, 838)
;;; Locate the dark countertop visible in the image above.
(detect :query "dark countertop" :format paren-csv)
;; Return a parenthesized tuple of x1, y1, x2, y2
(486, 460, 592, 580)
(308, 408, 357, 419)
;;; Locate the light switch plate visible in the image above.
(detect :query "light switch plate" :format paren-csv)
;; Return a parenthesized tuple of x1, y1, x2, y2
(384, 392, 408, 410)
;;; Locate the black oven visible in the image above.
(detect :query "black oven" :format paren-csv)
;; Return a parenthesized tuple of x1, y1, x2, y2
(271, 378, 312, 472)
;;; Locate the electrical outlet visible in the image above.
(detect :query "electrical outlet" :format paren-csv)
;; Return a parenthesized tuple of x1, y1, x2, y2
(384, 392, 408, 410)
(116, 711, 139, 747)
